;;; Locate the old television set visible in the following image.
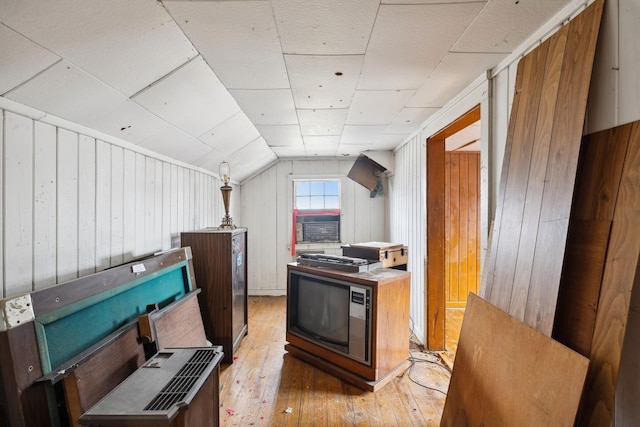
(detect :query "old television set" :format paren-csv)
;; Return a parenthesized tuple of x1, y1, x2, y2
(286, 269, 373, 366)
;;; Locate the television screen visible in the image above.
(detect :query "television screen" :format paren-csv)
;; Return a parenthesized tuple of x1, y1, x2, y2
(296, 277, 349, 345)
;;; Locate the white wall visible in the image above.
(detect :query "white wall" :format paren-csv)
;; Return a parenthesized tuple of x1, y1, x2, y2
(0, 99, 234, 299)
(240, 158, 388, 295)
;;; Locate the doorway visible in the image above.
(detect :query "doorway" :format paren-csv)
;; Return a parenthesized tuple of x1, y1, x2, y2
(425, 105, 480, 351)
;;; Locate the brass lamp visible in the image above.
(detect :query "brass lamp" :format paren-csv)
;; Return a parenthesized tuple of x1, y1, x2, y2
(219, 161, 235, 229)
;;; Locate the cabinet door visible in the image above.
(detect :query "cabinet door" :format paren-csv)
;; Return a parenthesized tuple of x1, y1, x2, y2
(231, 232, 246, 341)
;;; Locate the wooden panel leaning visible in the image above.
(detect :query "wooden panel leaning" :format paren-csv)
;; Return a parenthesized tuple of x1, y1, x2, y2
(481, 0, 604, 335)
(441, 293, 589, 427)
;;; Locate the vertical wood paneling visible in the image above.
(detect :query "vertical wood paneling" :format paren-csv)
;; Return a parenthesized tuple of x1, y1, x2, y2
(445, 152, 480, 308)
(33, 122, 57, 289)
(0, 106, 219, 299)
(110, 146, 124, 266)
(78, 135, 96, 276)
(134, 152, 146, 257)
(161, 162, 171, 250)
(122, 150, 136, 262)
(57, 129, 79, 282)
(95, 140, 112, 271)
(483, 0, 604, 335)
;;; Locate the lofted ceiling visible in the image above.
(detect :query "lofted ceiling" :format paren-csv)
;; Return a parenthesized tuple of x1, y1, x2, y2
(0, 0, 572, 182)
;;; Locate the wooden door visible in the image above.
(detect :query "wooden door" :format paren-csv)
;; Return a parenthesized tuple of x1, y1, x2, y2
(445, 151, 480, 308)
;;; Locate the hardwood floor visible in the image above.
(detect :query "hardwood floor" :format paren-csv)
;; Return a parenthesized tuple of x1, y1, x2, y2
(218, 296, 457, 426)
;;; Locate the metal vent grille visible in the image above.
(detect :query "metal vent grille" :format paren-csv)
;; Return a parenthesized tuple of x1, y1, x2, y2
(144, 349, 216, 411)
(303, 221, 339, 242)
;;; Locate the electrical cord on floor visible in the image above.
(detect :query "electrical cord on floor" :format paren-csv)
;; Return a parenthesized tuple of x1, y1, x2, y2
(404, 354, 450, 396)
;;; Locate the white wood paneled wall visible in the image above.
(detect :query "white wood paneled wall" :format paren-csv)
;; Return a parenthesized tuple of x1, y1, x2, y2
(389, 134, 427, 343)
(239, 158, 387, 295)
(1, 107, 229, 299)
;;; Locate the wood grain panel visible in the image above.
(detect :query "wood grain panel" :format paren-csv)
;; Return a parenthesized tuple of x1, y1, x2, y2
(445, 152, 480, 308)
(577, 120, 640, 426)
(552, 124, 630, 357)
(482, 0, 604, 335)
(426, 138, 446, 349)
(524, 0, 605, 334)
(441, 293, 589, 427)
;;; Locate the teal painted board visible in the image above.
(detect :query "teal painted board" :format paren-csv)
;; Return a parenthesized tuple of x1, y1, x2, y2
(35, 263, 192, 373)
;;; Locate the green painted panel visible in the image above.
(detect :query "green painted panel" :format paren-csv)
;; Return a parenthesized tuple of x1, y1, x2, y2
(37, 266, 191, 372)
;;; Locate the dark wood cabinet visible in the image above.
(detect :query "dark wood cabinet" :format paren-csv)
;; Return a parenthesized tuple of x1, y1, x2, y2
(181, 228, 248, 364)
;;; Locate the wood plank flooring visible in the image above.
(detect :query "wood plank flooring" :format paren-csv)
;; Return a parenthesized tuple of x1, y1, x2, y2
(218, 296, 456, 426)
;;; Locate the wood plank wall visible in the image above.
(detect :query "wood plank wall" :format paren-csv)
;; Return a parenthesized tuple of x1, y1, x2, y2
(481, 0, 604, 335)
(1, 107, 228, 299)
(565, 121, 640, 426)
(445, 151, 480, 308)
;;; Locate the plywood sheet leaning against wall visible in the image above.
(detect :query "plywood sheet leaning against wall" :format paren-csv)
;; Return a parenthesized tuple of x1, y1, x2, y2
(565, 120, 640, 426)
(440, 293, 589, 427)
(481, 0, 604, 335)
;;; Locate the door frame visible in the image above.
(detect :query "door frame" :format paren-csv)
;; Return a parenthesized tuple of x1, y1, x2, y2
(426, 105, 480, 350)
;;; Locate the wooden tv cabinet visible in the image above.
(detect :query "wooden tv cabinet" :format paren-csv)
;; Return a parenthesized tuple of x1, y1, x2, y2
(285, 263, 411, 391)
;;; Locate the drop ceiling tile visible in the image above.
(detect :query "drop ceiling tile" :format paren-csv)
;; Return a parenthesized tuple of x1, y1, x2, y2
(165, 0, 288, 89)
(0, 0, 198, 97)
(285, 55, 363, 109)
(385, 107, 439, 134)
(227, 138, 278, 181)
(271, 0, 379, 54)
(382, 0, 484, 3)
(303, 136, 339, 157)
(137, 126, 212, 164)
(229, 89, 298, 125)
(357, 3, 486, 90)
(453, 0, 572, 53)
(0, 24, 60, 95)
(192, 148, 228, 173)
(346, 90, 414, 125)
(133, 56, 240, 138)
(337, 144, 374, 156)
(256, 125, 303, 147)
(199, 112, 261, 156)
(298, 109, 348, 136)
(373, 134, 407, 151)
(272, 145, 307, 158)
(407, 52, 507, 108)
(4, 60, 167, 143)
(340, 125, 387, 145)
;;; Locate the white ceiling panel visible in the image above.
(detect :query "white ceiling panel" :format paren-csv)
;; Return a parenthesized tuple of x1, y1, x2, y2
(453, 0, 573, 53)
(298, 109, 348, 136)
(137, 126, 213, 164)
(346, 90, 415, 125)
(133, 57, 240, 138)
(337, 144, 374, 156)
(0, 24, 60, 95)
(357, 2, 486, 90)
(165, 1, 289, 89)
(256, 125, 303, 147)
(272, 145, 307, 158)
(385, 107, 439, 134)
(340, 125, 387, 145)
(382, 0, 485, 3)
(0, 0, 198, 97)
(192, 148, 228, 173)
(199, 112, 261, 156)
(303, 136, 339, 157)
(272, 0, 380, 55)
(229, 89, 298, 125)
(285, 55, 363, 109)
(4, 61, 166, 143)
(446, 120, 481, 151)
(408, 52, 507, 108)
(373, 134, 407, 151)
(227, 138, 278, 179)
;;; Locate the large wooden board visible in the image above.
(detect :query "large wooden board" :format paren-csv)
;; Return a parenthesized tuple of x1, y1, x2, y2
(441, 293, 588, 427)
(482, 0, 604, 335)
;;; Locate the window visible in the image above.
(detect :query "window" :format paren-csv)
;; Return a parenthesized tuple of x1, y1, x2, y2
(294, 179, 341, 244)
